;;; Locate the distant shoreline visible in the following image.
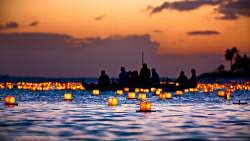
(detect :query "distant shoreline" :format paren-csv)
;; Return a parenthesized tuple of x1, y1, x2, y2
(198, 71, 250, 78)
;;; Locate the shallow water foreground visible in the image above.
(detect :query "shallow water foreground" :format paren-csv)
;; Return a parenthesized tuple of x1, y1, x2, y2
(0, 89, 250, 141)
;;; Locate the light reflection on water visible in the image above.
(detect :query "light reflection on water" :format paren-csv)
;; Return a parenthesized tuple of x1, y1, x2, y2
(0, 88, 250, 141)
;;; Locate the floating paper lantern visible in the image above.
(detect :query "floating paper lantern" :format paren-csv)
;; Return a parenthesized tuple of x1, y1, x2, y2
(184, 89, 189, 93)
(151, 88, 156, 92)
(159, 94, 164, 99)
(140, 102, 151, 111)
(158, 89, 163, 92)
(176, 83, 179, 86)
(166, 93, 172, 99)
(194, 88, 199, 92)
(224, 93, 230, 100)
(144, 89, 149, 93)
(135, 88, 140, 92)
(140, 88, 144, 92)
(244, 86, 248, 91)
(216, 86, 221, 90)
(209, 89, 214, 92)
(176, 91, 183, 96)
(225, 91, 231, 95)
(138, 94, 146, 100)
(204, 89, 208, 93)
(218, 91, 224, 97)
(5, 97, 15, 104)
(124, 87, 129, 92)
(117, 90, 123, 95)
(155, 90, 160, 95)
(93, 90, 99, 95)
(64, 93, 72, 100)
(108, 98, 118, 106)
(128, 92, 135, 99)
(189, 88, 194, 92)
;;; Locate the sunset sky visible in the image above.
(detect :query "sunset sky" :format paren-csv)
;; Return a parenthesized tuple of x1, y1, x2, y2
(0, 0, 249, 78)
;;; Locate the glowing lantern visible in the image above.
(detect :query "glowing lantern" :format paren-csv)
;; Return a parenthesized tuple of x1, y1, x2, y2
(176, 91, 183, 96)
(108, 98, 118, 106)
(244, 86, 248, 91)
(176, 83, 179, 86)
(140, 88, 144, 92)
(124, 87, 129, 92)
(117, 90, 123, 95)
(128, 92, 135, 99)
(144, 89, 149, 93)
(158, 89, 163, 92)
(166, 93, 172, 99)
(224, 93, 230, 100)
(64, 93, 72, 100)
(189, 88, 194, 92)
(159, 94, 164, 99)
(5, 97, 15, 104)
(138, 94, 146, 100)
(218, 91, 225, 97)
(135, 88, 140, 92)
(184, 89, 189, 92)
(209, 89, 214, 92)
(155, 90, 160, 95)
(216, 86, 221, 90)
(225, 91, 231, 95)
(194, 88, 199, 92)
(93, 90, 99, 95)
(151, 88, 156, 92)
(140, 102, 151, 111)
(204, 89, 208, 93)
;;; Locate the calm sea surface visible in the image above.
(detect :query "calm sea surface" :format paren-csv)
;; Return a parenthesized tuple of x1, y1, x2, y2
(0, 78, 250, 141)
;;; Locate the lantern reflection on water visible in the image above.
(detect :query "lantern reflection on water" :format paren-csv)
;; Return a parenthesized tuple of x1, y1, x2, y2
(108, 98, 118, 106)
(64, 93, 72, 100)
(138, 94, 146, 100)
(140, 102, 151, 111)
(224, 93, 230, 100)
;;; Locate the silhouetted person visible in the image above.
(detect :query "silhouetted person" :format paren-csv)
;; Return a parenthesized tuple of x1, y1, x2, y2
(175, 71, 188, 88)
(98, 70, 110, 87)
(130, 70, 139, 86)
(189, 69, 197, 88)
(118, 67, 130, 84)
(151, 68, 160, 84)
(139, 63, 151, 84)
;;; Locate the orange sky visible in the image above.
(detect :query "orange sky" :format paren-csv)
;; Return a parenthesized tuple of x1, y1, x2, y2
(0, 0, 249, 77)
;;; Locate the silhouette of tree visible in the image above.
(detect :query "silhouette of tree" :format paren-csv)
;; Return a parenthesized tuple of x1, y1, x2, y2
(231, 54, 250, 72)
(225, 46, 239, 70)
(217, 65, 225, 72)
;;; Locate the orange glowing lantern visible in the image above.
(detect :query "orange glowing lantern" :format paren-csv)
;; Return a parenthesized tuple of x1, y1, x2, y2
(124, 87, 129, 92)
(108, 98, 118, 106)
(224, 93, 230, 100)
(244, 86, 248, 91)
(93, 90, 99, 95)
(155, 90, 160, 95)
(176, 83, 179, 86)
(176, 91, 183, 96)
(218, 91, 225, 97)
(144, 89, 149, 93)
(140, 88, 144, 92)
(158, 89, 163, 92)
(204, 89, 208, 93)
(151, 88, 156, 92)
(225, 91, 231, 95)
(184, 89, 189, 92)
(159, 94, 164, 99)
(128, 92, 135, 99)
(140, 102, 151, 111)
(138, 94, 146, 100)
(5, 97, 15, 104)
(166, 93, 172, 99)
(135, 88, 140, 92)
(189, 88, 194, 92)
(117, 90, 123, 95)
(64, 93, 72, 100)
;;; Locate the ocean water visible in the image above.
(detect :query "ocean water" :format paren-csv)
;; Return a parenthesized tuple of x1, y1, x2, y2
(0, 78, 250, 141)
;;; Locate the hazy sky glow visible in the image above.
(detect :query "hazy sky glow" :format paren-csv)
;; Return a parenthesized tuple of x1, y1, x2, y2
(0, 0, 249, 78)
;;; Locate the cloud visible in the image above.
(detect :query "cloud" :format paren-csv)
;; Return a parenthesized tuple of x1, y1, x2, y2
(94, 15, 107, 21)
(150, 0, 220, 14)
(187, 30, 220, 35)
(148, 0, 250, 20)
(0, 33, 81, 50)
(0, 22, 19, 30)
(152, 30, 163, 33)
(216, 0, 250, 20)
(29, 21, 39, 27)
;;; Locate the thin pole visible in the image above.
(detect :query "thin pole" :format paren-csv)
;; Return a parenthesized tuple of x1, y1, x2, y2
(142, 51, 144, 66)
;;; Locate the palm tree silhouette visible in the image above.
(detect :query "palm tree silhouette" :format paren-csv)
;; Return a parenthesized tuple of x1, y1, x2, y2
(225, 46, 239, 70)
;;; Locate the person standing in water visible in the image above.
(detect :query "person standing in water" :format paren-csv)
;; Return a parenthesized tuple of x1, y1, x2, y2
(98, 70, 110, 87)
(189, 69, 197, 88)
(175, 71, 188, 89)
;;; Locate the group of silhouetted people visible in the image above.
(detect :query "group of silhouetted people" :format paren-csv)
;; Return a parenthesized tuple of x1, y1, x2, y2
(98, 63, 197, 88)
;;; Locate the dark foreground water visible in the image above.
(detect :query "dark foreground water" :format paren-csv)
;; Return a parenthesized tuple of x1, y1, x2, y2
(0, 79, 250, 141)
